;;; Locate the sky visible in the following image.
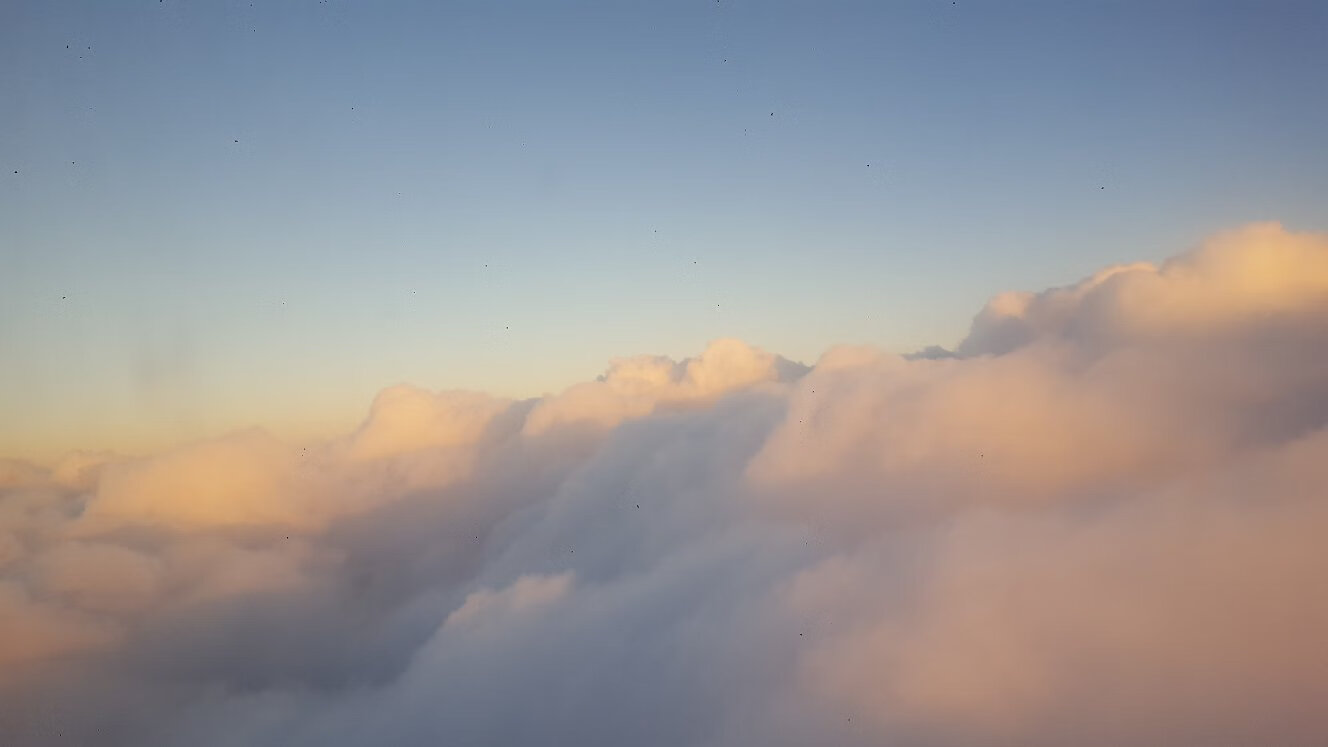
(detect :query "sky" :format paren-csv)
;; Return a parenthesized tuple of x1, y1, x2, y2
(3, 0, 1327, 459)
(3, 4, 1328, 744)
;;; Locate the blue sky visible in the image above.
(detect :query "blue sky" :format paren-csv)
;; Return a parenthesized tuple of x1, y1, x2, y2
(3, 0, 1326, 459)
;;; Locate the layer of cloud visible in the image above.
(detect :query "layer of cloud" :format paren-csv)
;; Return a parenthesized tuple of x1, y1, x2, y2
(2, 223, 1326, 746)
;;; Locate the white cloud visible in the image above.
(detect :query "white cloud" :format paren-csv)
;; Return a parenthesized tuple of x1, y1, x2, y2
(522, 338, 805, 435)
(442, 572, 573, 628)
(2, 223, 1326, 746)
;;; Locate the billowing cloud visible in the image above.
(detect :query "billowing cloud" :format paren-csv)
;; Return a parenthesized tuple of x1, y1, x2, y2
(2, 223, 1326, 746)
(957, 221, 1328, 356)
(522, 338, 806, 435)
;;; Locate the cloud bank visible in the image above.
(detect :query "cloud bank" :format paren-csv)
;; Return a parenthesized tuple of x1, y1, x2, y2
(3, 222, 1327, 746)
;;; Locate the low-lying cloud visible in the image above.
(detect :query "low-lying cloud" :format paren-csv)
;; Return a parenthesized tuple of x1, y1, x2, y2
(2, 222, 1326, 746)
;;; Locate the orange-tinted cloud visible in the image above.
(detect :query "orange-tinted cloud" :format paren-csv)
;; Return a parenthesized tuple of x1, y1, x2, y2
(1, 224, 1325, 746)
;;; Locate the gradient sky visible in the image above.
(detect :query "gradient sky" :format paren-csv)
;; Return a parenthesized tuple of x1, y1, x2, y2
(3, 0, 1326, 460)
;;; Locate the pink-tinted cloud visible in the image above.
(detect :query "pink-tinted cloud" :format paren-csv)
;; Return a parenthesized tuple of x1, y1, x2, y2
(1, 223, 1325, 746)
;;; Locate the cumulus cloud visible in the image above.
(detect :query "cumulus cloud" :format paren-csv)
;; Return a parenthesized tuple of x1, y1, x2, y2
(522, 338, 806, 435)
(957, 222, 1328, 357)
(2, 223, 1327, 746)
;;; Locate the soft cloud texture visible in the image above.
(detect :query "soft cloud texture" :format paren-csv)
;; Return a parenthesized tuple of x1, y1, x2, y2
(2, 223, 1326, 746)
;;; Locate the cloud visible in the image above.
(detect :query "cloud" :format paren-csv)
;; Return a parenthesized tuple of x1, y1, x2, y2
(441, 572, 573, 628)
(79, 429, 312, 531)
(346, 386, 510, 460)
(957, 222, 1328, 356)
(522, 338, 807, 435)
(794, 431, 1328, 745)
(0, 581, 120, 667)
(1, 223, 1326, 746)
